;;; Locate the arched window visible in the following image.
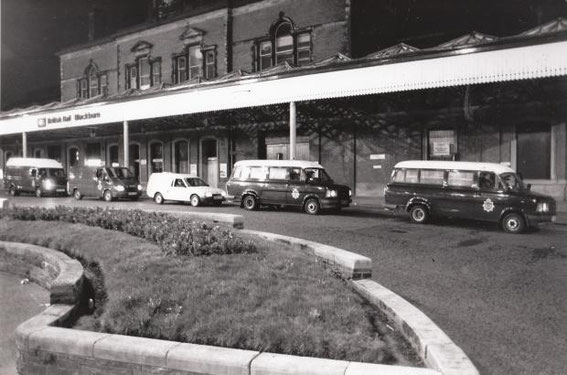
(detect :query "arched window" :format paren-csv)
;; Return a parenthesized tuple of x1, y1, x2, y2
(77, 61, 107, 99)
(255, 13, 312, 71)
(149, 142, 164, 173)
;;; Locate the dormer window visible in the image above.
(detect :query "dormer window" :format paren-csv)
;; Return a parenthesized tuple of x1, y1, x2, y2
(77, 62, 107, 99)
(254, 13, 312, 71)
(126, 41, 161, 90)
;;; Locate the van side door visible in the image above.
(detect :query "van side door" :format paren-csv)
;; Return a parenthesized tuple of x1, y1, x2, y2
(168, 178, 189, 202)
(286, 167, 306, 206)
(262, 167, 289, 204)
(26, 168, 38, 192)
(468, 172, 506, 223)
(442, 169, 478, 219)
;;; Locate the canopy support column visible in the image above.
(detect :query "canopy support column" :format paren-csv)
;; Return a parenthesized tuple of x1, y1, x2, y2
(289, 101, 296, 160)
(22, 132, 27, 157)
(123, 121, 129, 168)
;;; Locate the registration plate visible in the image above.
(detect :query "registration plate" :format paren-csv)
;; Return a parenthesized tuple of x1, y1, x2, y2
(341, 200, 349, 205)
(551, 215, 557, 222)
(213, 195, 223, 200)
(56, 189, 66, 192)
(128, 192, 138, 196)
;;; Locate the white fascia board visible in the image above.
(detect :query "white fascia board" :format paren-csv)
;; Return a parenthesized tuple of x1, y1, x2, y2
(1, 40, 566, 136)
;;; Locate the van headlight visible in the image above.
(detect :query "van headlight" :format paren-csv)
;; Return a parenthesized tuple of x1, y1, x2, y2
(137, 184, 143, 191)
(349, 189, 352, 197)
(205, 192, 213, 197)
(114, 185, 125, 192)
(325, 189, 337, 198)
(536, 202, 549, 213)
(43, 179, 54, 190)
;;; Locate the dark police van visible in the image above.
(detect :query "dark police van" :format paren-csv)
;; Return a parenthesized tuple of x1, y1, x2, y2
(69, 166, 142, 202)
(384, 160, 556, 233)
(4, 157, 68, 197)
(226, 160, 351, 215)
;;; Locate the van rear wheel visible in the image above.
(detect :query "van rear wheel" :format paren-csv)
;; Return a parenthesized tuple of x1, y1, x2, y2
(73, 189, 83, 200)
(242, 195, 258, 210)
(154, 193, 164, 205)
(502, 213, 526, 234)
(35, 188, 42, 198)
(409, 204, 429, 224)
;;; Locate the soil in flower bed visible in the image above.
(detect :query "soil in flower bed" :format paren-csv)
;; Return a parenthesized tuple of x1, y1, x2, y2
(0, 218, 423, 367)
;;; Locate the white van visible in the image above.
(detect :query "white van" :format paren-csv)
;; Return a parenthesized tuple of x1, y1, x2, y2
(146, 172, 226, 206)
(3, 157, 68, 197)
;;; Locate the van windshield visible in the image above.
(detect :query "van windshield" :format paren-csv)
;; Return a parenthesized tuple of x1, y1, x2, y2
(304, 168, 333, 183)
(185, 177, 208, 187)
(108, 168, 134, 179)
(499, 172, 525, 192)
(38, 168, 66, 178)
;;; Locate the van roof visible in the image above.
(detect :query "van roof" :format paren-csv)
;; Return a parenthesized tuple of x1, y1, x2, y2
(394, 160, 516, 174)
(149, 172, 201, 178)
(233, 160, 323, 168)
(6, 157, 64, 169)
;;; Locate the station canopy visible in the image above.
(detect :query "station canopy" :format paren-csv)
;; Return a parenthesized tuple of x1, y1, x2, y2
(1, 18, 566, 137)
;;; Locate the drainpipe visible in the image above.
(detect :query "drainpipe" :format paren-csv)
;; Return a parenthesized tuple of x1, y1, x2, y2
(289, 102, 296, 160)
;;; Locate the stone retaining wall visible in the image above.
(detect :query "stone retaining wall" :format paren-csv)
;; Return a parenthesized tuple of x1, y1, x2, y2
(3, 219, 478, 375)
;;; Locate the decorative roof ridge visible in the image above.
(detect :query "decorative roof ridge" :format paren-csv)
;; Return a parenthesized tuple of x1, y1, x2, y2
(365, 43, 420, 60)
(435, 31, 498, 49)
(310, 53, 352, 67)
(518, 17, 567, 37)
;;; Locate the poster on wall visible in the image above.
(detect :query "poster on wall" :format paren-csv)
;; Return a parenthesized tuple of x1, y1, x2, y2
(433, 142, 451, 156)
(220, 163, 227, 178)
(190, 164, 197, 175)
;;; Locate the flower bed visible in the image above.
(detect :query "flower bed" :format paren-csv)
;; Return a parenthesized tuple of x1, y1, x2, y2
(0, 206, 254, 256)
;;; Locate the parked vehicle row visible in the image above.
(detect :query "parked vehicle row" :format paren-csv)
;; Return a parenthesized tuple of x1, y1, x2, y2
(2, 158, 558, 233)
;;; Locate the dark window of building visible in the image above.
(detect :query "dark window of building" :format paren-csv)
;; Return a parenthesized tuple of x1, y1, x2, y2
(77, 62, 107, 99)
(86, 143, 101, 166)
(254, 15, 312, 71)
(174, 140, 189, 173)
(109, 145, 119, 167)
(69, 147, 80, 168)
(47, 145, 61, 162)
(517, 123, 551, 179)
(129, 144, 140, 180)
(150, 142, 164, 173)
(126, 57, 161, 90)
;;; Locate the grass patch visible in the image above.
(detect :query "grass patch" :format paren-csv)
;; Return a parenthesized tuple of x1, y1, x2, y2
(0, 218, 422, 367)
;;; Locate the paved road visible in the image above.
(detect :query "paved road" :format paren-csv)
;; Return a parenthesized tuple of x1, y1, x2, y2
(0, 271, 49, 375)
(3, 194, 567, 375)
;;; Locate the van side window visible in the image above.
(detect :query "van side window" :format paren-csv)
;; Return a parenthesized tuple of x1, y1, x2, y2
(173, 179, 185, 187)
(232, 166, 242, 179)
(289, 168, 301, 181)
(405, 169, 419, 183)
(420, 170, 445, 185)
(249, 166, 267, 180)
(448, 170, 475, 187)
(478, 172, 496, 190)
(268, 167, 288, 180)
(393, 169, 405, 182)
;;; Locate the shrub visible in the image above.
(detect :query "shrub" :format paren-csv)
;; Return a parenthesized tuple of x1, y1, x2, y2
(0, 206, 255, 257)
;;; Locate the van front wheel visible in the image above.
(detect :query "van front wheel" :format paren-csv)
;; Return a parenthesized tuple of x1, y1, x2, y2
(35, 188, 42, 198)
(190, 195, 200, 207)
(103, 190, 113, 202)
(73, 189, 83, 200)
(243, 195, 258, 210)
(409, 205, 429, 224)
(502, 213, 526, 234)
(304, 198, 321, 215)
(9, 186, 18, 196)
